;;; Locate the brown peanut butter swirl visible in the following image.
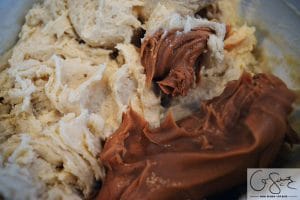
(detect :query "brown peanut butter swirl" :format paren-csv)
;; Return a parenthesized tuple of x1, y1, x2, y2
(141, 28, 212, 96)
(97, 73, 298, 200)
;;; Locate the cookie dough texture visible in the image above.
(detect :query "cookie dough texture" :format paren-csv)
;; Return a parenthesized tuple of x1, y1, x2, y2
(67, 0, 217, 47)
(0, 0, 257, 199)
(142, 0, 216, 20)
(0, 0, 161, 199)
(68, 0, 143, 47)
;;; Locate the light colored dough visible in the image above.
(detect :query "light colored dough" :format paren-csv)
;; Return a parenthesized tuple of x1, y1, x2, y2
(68, 0, 143, 47)
(0, 0, 259, 199)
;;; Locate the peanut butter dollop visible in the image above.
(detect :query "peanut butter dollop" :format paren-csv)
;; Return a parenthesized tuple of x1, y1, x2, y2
(141, 28, 212, 96)
(97, 73, 298, 200)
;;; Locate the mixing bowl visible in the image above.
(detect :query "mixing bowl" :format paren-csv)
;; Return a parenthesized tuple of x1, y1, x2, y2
(0, 0, 299, 199)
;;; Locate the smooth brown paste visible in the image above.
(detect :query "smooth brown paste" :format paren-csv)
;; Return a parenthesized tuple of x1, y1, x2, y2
(97, 73, 298, 200)
(141, 28, 212, 96)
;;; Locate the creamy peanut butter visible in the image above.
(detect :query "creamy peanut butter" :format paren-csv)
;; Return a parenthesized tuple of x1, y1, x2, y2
(97, 73, 298, 200)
